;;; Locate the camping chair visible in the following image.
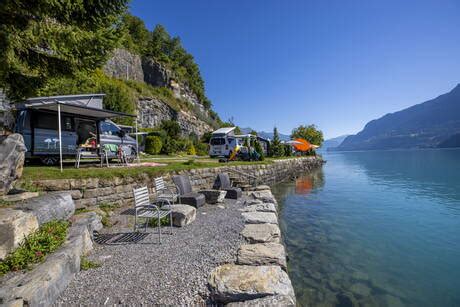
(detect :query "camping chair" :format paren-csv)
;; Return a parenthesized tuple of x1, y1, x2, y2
(132, 186, 172, 243)
(214, 173, 242, 199)
(172, 175, 206, 208)
(154, 177, 180, 204)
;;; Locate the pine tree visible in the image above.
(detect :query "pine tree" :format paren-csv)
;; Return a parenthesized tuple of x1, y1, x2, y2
(270, 127, 283, 157)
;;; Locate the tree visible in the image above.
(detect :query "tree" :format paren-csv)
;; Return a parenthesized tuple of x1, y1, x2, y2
(120, 13, 150, 54)
(270, 127, 284, 157)
(0, 0, 128, 100)
(160, 120, 181, 139)
(291, 124, 324, 146)
(254, 139, 264, 160)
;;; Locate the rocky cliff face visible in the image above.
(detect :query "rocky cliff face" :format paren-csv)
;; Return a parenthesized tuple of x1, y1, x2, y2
(137, 98, 212, 136)
(103, 48, 144, 82)
(104, 49, 213, 136)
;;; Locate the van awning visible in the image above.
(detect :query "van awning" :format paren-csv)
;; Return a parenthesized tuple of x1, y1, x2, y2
(21, 101, 136, 119)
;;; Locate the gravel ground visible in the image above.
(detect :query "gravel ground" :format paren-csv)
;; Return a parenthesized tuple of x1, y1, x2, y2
(56, 199, 246, 305)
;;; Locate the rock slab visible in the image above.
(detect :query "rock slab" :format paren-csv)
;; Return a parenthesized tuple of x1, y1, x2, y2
(240, 202, 277, 213)
(0, 216, 95, 306)
(167, 204, 196, 227)
(242, 212, 278, 224)
(0, 208, 39, 260)
(237, 243, 287, 270)
(208, 264, 295, 304)
(0, 134, 27, 196)
(17, 193, 75, 225)
(241, 224, 281, 243)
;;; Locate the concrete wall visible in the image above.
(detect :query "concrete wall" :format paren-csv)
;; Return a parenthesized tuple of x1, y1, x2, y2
(31, 157, 324, 209)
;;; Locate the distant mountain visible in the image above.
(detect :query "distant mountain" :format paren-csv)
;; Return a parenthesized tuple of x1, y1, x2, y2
(240, 127, 290, 141)
(321, 135, 349, 151)
(337, 84, 460, 151)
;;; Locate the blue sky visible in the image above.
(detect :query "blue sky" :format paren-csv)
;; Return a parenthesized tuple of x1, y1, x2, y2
(129, 0, 460, 139)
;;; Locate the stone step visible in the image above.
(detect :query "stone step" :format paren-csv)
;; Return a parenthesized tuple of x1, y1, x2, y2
(240, 224, 281, 244)
(237, 243, 287, 270)
(242, 212, 278, 224)
(208, 264, 295, 304)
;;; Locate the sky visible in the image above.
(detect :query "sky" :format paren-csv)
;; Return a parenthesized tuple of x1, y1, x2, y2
(129, 0, 460, 139)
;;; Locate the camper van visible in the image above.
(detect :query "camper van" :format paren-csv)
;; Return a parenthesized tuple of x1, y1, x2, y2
(14, 94, 138, 165)
(208, 127, 242, 158)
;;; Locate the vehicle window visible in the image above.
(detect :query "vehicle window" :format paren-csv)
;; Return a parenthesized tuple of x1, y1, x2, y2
(100, 121, 120, 136)
(228, 138, 234, 144)
(35, 113, 74, 131)
(210, 138, 225, 145)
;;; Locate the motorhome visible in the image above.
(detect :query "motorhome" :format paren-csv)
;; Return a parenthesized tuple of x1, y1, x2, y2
(14, 94, 138, 165)
(208, 127, 242, 157)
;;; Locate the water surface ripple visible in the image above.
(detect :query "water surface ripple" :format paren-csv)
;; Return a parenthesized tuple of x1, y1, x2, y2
(272, 149, 460, 307)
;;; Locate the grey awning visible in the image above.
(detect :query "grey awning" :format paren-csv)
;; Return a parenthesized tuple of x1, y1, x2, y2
(21, 101, 136, 119)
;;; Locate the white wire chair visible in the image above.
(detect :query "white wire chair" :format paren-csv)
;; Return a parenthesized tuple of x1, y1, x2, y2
(154, 177, 180, 204)
(132, 186, 172, 243)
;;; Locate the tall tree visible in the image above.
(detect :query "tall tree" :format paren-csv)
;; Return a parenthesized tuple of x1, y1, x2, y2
(291, 124, 324, 146)
(0, 0, 128, 100)
(121, 13, 150, 54)
(270, 127, 284, 157)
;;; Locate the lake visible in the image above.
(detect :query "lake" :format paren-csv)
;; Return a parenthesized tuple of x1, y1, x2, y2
(272, 149, 460, 307)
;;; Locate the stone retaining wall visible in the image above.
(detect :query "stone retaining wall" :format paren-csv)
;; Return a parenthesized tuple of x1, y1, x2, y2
(32, 157, 323, 209)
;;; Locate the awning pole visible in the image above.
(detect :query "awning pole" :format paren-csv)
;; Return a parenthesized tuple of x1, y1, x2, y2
(58, 103, 63, 172)
(135, 116, 140, 164)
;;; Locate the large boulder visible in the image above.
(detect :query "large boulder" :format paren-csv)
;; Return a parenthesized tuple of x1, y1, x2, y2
(242, 212, 278, 224)
(0, 208, 39, 260)
(241, 224, 281, 243)
(208, 264, 295, 304)
(0, 133, 27, 196)
(165, 204, 196, 227)
(237, 243, 287, 270)
(17, 193, 75, 225)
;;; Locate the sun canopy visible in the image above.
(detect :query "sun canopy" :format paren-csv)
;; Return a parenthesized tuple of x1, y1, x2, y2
(18, 94, 135, 119)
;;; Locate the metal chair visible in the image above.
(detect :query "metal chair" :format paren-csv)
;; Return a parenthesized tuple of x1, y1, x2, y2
(132, 186, 172, 243)
(154, 177, 180, 204)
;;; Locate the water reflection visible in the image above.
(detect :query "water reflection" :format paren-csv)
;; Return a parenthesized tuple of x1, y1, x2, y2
(295, 171, 325, 195)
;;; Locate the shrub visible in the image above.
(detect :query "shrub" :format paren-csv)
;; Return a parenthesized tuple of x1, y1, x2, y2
(161, 137, 178, 155)
(195, 142, 208, 156)
(80, 256, 101, 270)
(160, 120, 181, 138)
(0, 220, 69, 276)
(145, 136, 163, 155)
(187, 143, 196, 155)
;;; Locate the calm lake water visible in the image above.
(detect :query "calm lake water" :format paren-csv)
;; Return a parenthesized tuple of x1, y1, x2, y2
(272, 149, 460, 307)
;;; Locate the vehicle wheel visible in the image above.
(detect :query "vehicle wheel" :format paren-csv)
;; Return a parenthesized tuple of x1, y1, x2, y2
(40, 156, 59, 166)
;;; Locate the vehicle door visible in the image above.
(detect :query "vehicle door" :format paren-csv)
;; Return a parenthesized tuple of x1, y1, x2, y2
(33, 112, 77, 155)
(99, 120, 122, 147)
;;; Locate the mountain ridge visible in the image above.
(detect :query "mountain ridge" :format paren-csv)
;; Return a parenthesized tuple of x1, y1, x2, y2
(336, 84, 460, 151)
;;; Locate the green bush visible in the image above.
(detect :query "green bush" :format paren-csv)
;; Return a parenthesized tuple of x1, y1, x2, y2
(145, 136, 163, 155)
(195, 142, 208, 156)
(161, 137, 178, 155)
(0, 220, 69, 276)
(187, 143, 196, 155)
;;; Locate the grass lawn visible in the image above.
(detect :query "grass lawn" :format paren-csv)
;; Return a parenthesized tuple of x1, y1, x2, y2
(20, 157, 273, 181)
